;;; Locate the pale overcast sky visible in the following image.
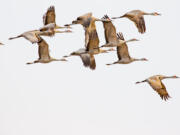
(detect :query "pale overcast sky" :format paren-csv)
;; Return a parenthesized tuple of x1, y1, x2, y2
(0, 0, 180, 135)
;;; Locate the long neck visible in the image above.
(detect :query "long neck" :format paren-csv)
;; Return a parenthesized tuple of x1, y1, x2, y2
(125, 39, 137, 43)
(51, 58, 67, 62)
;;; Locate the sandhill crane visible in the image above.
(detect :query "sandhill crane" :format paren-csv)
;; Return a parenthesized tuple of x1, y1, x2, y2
(136, 75, 179, 101)
(106, 32, 147, 65)
(63, 13, 114, 70)
(43, 6, 56, 26)
(64, 48, 96, 70)
(101, 15, 119, 47)
(99, 15, 139, 48)
(9, 30, 45, 44)
(0, 42, 4, 45)
(112, 10, 161, 34)
(27, 37, 66, 64)
(40, 6, 72, 36)
(8, 28, 71, 43)
(39, 24, 72, 37)
(65, 13, 111, 49)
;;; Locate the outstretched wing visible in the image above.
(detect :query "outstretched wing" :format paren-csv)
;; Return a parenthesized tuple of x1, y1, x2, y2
(80, 53, 91, 68)
(133, 16, 146, 34)
(124, 10, 146, 34)
(37, 37, 51, 59)
(154, 81, 171, 101)
(102, 15, 118, 44)
(116, 32, 131, 60)
(90, 54, 96, 70)
(148, 77, 171, 101)
(43, 6, 56, 25)
(22, 31, 41, 44)
(86, 29, 100, 51)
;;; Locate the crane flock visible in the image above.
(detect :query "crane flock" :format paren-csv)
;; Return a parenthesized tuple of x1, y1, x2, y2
(1, 6, 179, 101)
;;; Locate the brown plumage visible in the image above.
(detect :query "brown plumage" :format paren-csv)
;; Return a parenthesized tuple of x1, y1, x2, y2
(0, 42, 4, 45)
(136, 75, 179, 101)
(64, 48, 96, 70)
(106, 32, 146, 65)
(69, 13, 100, 49)
(39, 23, 72, 37)
(63, 13, 114, 70)
(101, 15, 119, 47)
(65, 13, 111, 50)
(9, 30, 43, 44)
(83, 14, 114, 54)
(40, 6, 72, 36)
(9, 29, 63, 43)
(99, 15, 139, 48)
(116, 32, 131, 61)
(43, 6, 56, 25)
(27, 37, 66, 64)
(112, 10, 161, 34)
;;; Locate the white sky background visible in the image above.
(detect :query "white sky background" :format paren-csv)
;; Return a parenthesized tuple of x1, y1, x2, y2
(0, 0, 180, 135)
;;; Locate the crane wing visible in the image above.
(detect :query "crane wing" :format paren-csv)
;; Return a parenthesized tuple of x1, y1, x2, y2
(37, 37, 51, 59)
(134, 16, 146, 34)
(43, 6, 56, 25)
(116, 32, 131, 60)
